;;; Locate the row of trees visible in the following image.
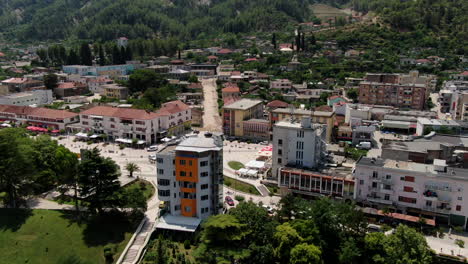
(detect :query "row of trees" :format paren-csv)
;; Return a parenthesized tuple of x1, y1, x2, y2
(193, 197, 434, 264)
(36, 43, 133, 67)
(0, 128, 146, 214)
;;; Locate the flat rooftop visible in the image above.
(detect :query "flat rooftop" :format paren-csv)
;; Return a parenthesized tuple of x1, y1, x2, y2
(223, 98, 262, 110)
(418, 118, 460, 126)
(358, 157, 468, 181)
(176, 134, 223, 152)
(155, 214, 201, 232)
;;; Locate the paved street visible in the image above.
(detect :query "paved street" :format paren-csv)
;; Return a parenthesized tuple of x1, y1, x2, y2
(56, 136, 157, 185)
(200, 78, 222, 132)
(430, 92, 447, 119)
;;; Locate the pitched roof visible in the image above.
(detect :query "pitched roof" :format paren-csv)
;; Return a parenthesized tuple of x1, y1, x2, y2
(80, 106, 160, 120)
(0, 105, 78, 119)
(266, 100, 288, 108)
(187, 83, 203, 89)
(218, 49, 233, 54)
(57, 82, 76, 89)
(158, 100, 190, 115)
(2, 78, 28, 84)
(0, 52, 5, 57)
(222, 86, 240, 93)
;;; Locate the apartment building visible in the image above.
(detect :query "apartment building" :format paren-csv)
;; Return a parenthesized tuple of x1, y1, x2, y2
(155, 133, 223, 231)
(354, 157, 468, 228)
(1, 78, 45, 93)
(270, 107, 334, 142)
(270, 79, 293, 91)
(272, 117, 326, 179)
(79, 100, 191, 144)
(222, 98, 263, 137)
(358, 72, 431, 110)
(0, 90, 53, 106)
(0, 104, 79, 130)
(102, 84, 128, 100)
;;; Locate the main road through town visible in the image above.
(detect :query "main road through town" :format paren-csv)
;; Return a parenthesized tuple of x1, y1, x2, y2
(200, 78, 222, 132)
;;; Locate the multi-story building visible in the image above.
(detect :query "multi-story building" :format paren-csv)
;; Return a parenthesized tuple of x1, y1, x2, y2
(54, 82, 88, 98)
(102, 84, 128, 100)
(242, 119, 270, 141)
(0, 104, 79, 130)
(62, 64, 136, 76)
(87, 77, 114, 94)
(79, 100, 191, 144)
(269, 107, 334, 142)
(155, 133, 223, 230)
(222, 98, 263, 137)
(451, 92, 468, 121)
(270, 79, 293, 91)
(272, 117, 326, 178)
(354, 157, 468, 228)
(358, 72, 432, 110)
(0, 90, 53, 106)
(1, 78, 45, 93)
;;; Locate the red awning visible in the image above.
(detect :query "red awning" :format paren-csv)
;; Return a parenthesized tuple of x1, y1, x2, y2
(376, 210, 435, 226)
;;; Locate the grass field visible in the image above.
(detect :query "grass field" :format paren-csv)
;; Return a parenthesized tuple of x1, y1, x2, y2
(224, 176, 261, 195)
(311, 3, 348, 20)
(228, 161, 245, 170)
(123, 179, 155, 201)
(0, 209, 140, 264)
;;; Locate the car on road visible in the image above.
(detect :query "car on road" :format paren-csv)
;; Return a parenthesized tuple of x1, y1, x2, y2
(262, 205, 274, 214)
(147, 145, 158, 152)
(148, 154, 156, 162)
(225, 196, 234, 206)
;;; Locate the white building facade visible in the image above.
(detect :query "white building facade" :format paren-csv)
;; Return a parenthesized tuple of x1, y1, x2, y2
(354, 157, 468, 228)
(0, 90, 53, 106)
(272, 117, 326, 179)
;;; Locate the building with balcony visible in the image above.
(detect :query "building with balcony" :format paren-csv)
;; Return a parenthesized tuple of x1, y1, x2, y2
(1, 78, 45, 93)
(0, 90, 53, 106)
(78, 100, 191, 144)
(354, 157, 468, 228)
(270, 79, 293, 91)
(0, 104, 79, 130)
(358, 72, 434, 110)
(155, 132, 223, 232)
(269, 107, 334, 142)
(102, 84, 128, 100)
(272, 117, 326, 179)
(222, 98, 263, 137)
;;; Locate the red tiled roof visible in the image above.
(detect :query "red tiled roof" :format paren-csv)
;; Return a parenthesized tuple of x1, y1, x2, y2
(460, 71, 468, 76)
(158, 100, 190, 115)
(207, 55, 218, 59)
(218, 49, 233, 54)
(0, 105, 78, 120)
(57, 82, 76, 89)
(0, 52, 5, 57)
(170, 60, 184, 65)
(2, 78, 28, 84)
(245, 58, 258, 62)
(80, 106, 160, 120)
(231, 71, 241, 76)
(222, 86, 240, 93)
(266, 100, 288, 108)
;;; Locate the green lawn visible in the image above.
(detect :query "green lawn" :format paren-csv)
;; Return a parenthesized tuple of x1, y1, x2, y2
(224, 176, 261, 195)
(0, 209, 140, 264)
(228, 161, 245, 170)
(123, 179, 155, 200)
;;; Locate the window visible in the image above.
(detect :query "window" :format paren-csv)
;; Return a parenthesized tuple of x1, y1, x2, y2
(157, 169, 164, 174)
(359, 180, 364, 185)
(372, 182, 378, 188)
(180, 171, 186, 177)
(384, 194, 390, 200)
(383, 184, 391, 190)
(157, 179, 170, 186)
(278, 149, 282, 155)
(404, 176, 415, 182)
(457, 197, 462, 201)
(110, 124, 115, 128)
(200, 161, 208, 167)
(110, 118, 115, 122)
(297, 130, 304, 138)
(201, 195, 209, 201)
(426, 201, 432, 207)
(184, 206, 191, 212)
(277, 158, 282, 163)
(372, 171, 378, 178)
(189, 160, 192, 166)
(386, 175, 391, 180)
(82, 121, 89, 125)
(201, 172, 209, 177)
(179, 159, 186, 165)
(174, 205, 181, 211)
(295, 151, 303, 159)
(201, 184, 208, 190)
(157, 158, 163, 164)
(278, 139, 283, 145)
(403, 186, 414, 192)
(456, 205, 462, 211)
(201, 207, 209, 214)
(174, 193, 176, 198)
(158, 190, 170, 197)
(398, 196, 416, 204)
(296, 141, 304, 150)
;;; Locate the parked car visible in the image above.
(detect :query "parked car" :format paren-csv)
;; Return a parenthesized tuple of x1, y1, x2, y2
(262, 205, 274, 214)
(147, 145, 158, 152)
(148, 154, 157, 161)
(225, 196, 235, 206)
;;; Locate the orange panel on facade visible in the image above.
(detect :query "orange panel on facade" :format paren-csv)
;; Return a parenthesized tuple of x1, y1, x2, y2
(181, 198, 197, 217)
(175, 156, 199, 183)
(181, 187, 197, 193)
